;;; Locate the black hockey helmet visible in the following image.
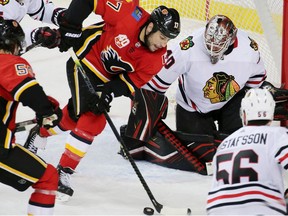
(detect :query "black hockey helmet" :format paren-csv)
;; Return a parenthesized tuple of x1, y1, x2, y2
(0, 17, 25, 54)
(150, 5, 181, 39)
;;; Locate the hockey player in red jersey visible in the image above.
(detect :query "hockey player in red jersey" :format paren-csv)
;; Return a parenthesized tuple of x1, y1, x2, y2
(0, 18, 62, 215)
(207, 88, 288, 215)
(34, 0, 181, 200)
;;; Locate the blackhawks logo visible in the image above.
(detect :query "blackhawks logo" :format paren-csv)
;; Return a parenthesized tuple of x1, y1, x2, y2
(179, 36, 194, 50)
(0, 0, 9, 5)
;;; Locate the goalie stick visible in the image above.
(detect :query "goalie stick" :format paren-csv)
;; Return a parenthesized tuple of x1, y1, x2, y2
(69, 48, 191, 215)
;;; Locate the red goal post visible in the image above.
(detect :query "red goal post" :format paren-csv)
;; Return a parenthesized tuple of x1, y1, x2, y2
(282, 0, 288, 89)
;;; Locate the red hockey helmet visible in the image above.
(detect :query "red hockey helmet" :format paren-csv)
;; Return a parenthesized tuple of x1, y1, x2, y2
(204, 15, 237, 64)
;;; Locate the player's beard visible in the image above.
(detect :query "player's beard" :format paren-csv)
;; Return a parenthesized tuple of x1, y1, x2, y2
(144, 32, 155, 52)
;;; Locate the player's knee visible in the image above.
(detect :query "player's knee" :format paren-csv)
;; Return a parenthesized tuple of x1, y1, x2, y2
(59, 103, 78, 131)
(77, 111, 106, 137)
(33, 164, 58, 191)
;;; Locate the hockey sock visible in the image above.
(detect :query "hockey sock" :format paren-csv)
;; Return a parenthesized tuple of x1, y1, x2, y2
(28, 164, 58, 215)
(59, 149, 82, 170)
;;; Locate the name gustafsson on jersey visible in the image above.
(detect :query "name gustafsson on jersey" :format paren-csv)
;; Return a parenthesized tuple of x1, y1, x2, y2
(220, 133, 268, 149)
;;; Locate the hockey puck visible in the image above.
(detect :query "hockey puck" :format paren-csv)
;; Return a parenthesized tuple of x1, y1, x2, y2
(143, 207, 154, 215)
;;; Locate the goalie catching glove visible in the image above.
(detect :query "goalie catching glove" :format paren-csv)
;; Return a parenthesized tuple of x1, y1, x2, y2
(36, 96, 62, 129)
(260, 81, 288, 121)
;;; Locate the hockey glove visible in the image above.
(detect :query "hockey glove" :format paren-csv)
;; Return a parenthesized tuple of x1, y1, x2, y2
(31, 27, 61, 48)
(88, 75, 132, 114)
(55, 10, 82, 52)
(51, 8, 66, 26)
(89, 86, 114, 115)
(261, 81, 288, 102)
(36, 96, 62, 129)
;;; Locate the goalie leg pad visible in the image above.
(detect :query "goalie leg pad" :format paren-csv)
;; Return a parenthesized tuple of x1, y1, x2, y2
(126, 88, 168, 142)
(144, 120, 214, 175)
(120, 124, 146, 160)
(174, 131, 216, 163)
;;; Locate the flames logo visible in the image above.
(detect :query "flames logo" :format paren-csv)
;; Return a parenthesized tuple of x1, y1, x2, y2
(101, 46, 133, 74)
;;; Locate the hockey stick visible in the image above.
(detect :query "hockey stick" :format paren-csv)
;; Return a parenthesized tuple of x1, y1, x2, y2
(68, 48, 191, 215)
(21, 41, 43, 56)
(15, 119, 37, 132)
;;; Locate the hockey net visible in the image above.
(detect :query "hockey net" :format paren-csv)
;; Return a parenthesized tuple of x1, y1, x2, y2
(139, 0, 286, 113)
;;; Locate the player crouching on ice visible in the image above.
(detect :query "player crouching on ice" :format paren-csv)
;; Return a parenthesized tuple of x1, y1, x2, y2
(119, 15, 288, 176)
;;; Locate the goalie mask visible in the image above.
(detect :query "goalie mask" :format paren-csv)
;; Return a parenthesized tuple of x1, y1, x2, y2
(240, 88, 275, 125)
(0, 18, 25, 55)
(150, 5, 181, 39)
(204, 15, 237, 64)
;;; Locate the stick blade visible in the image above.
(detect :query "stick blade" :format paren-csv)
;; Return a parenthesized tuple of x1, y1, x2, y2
(160, 206, 191, 215)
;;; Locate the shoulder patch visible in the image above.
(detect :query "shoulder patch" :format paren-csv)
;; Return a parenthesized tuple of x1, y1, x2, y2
(179, 36, 194, 50)
(132, 6, 142, 21)
(248, 36, 258, 51)
(15, 64, 33, 76)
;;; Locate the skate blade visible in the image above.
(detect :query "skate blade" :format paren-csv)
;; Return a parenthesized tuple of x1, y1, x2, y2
(56, 191, 72, 202)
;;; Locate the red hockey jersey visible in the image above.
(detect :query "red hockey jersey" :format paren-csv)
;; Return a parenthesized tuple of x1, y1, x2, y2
(77, 0, 167, 88)
(0, 54, 35, 130)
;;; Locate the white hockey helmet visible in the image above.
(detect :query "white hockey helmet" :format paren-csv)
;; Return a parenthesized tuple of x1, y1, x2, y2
(204, 15, 237, 64)
(240, 88, 276, 125)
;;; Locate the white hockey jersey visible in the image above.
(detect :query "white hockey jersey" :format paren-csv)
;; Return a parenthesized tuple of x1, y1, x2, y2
(0, 0, 57, 45)
(207, 126, 288, 215)
(0, 0, 55, 23)
(143, 28, 267, 113)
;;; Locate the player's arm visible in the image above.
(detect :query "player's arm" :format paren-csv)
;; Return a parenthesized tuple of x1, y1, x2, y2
(28, 0, 90, 49)
(11, 76, 62, 129)
(245, 40, 267, 88)
(6, 57, 62, 127)
(27, 0, 65, 25)
(60, 0, 93, 27)
(143, 46, 187, 94)
(28, 0, 66, 48)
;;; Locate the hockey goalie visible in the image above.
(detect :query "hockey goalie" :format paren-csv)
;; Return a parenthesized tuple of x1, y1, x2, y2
(119, 82, 288, 176)
(119, 15, 288, 175)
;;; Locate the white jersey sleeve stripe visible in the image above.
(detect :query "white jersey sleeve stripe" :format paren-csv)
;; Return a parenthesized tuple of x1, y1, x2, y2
(207, 183, 286, 214)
